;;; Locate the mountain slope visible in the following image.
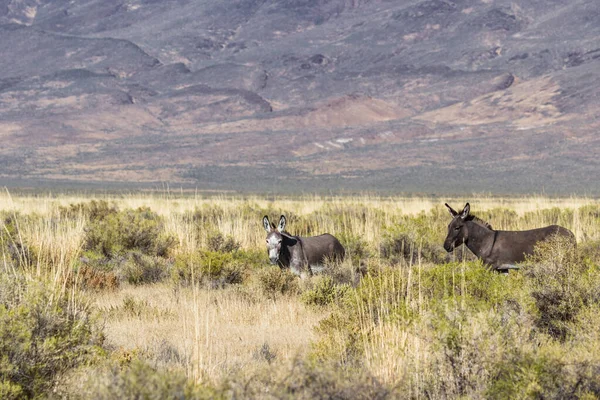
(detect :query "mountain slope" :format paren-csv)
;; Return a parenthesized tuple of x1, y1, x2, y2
(1, 0, 600, 193)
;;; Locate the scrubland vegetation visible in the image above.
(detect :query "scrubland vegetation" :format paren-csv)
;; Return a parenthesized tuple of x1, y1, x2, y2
(1, 191, 600, 399)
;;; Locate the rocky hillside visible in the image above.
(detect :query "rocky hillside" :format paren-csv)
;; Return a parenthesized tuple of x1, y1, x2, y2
(1, 0, 599, 193)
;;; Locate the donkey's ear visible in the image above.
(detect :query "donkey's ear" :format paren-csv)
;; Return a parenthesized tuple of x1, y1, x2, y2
(263, 216, 271, 232)
(277, 215, 286, 232)
(445, 203, 458, 217)
(459, 203, 470, 219)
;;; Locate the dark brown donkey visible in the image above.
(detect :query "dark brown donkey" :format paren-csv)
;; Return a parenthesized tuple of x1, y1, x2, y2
(263, 215, 345, 278)
(443, 203, 575, 271)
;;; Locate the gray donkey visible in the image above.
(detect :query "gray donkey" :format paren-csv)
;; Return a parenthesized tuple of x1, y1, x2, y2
(263, 215, 345, 278)
(444, 203, 575, 271)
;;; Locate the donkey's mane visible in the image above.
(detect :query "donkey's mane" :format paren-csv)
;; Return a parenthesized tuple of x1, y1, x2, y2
(466, 214, 493, 230)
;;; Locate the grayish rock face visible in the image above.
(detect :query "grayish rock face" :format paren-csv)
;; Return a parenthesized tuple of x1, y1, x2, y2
(0, 0, 599, 193)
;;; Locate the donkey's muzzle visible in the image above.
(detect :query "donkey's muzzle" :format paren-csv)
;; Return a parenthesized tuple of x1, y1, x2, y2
(443, 242, 454, 252)
(269, 257, 278, 265)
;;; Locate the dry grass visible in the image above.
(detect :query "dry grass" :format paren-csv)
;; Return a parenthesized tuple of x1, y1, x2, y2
(1, 190, 597, 249)
(96, 283, 326, 384)
(2, 191, 600, 397)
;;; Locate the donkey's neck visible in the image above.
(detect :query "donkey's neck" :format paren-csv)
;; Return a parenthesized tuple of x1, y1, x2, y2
(278, 243, 291, 268)
(464, 221, 496, 260)
(278, 233, 298, 268)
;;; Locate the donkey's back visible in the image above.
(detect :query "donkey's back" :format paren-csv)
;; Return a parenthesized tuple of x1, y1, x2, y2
(492, 224, 575, 265)
(301, 233, 345, 266)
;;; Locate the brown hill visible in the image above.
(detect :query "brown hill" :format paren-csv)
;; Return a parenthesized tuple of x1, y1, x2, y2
(1, 0, 600, 194)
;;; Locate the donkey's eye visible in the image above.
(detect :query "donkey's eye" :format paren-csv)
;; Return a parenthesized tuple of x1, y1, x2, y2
(454, 226, 461, 231)
(266, 240, 269, 243)
(278, 240, 282, 244)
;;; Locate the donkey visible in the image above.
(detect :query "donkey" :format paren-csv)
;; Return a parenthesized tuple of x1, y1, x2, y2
(443, 203, 575, 271)
(263, 215, 345, 278)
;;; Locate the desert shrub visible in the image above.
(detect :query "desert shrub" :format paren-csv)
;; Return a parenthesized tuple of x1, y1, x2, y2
(67, 360, 218, 400)
(310, 261, 525, 369)
(172, 244, 264, 288)
(310, 310, 362, 365)
(320, 257, 365, 286)
(184, 204, 226, 227)
(418, 261, 526, 309)
(309, 267, 407, 365)
(232, 248, 265, 269)
(84, 207, 174, 258)
(172, 250, 243, 287)
(301, 276, 351, 307)
(121, 251, 170, 285)
(226, 359, 393, 399)
(81, 207, 175, 285)
(59, 200, 118, 221)
(424, 303, 536, 399)
(338, 232, 370, 265)
(486, 348, 600, 400)
(522, 235, 595, 340)
(0, 275, 104, 398)
(380, 211, 449, 265)
(252, 267, 300, 300)
(206, 232, 241, 253)
(579, 239, 600, 266)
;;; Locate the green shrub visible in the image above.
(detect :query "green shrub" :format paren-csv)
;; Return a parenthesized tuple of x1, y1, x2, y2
(84, 207, 174, 258)
(252, 267, 300, 300)
(309, 267, 407, 366)
(0, 275, 104, 398)
(487, 342, 600, 400)
(59, 199, 118, 221)
(338, 233, 370, 265)
(122, 251, 170, 285)
(81, 207, 175, 285)
(0, 380, 23, 400)
(419, 261, 526, 309)
(579, 239, 600, 266)
(226, 359, 392, 399)
(424, 303, 536, 399)
(206, 232, 241, 253)
(301, 276, 351, 307)
(172, 250, 242, 287)
(379, 211, 449, 265)
(68, 360, 218, 400)
(522, 235, 593, 340)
